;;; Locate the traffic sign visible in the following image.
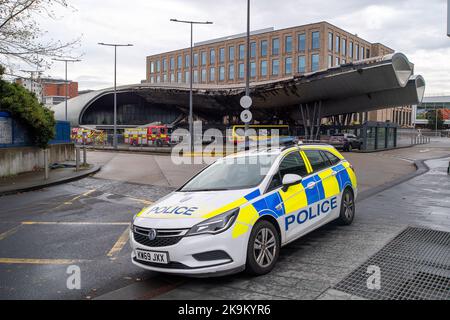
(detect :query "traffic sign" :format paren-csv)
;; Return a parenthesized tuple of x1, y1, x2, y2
(240, 110, 253, 123)
(240, 96, 252, 109)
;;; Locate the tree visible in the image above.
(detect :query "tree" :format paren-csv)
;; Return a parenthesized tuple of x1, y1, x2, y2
(0, 64, 56, 148)
(427, 109, 444, 131)
(0, 0, 81, 72)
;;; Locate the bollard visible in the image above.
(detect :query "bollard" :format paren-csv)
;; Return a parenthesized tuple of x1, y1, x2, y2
(44, 149, 49, 180)
(76, 147, 80, 172)
(83, 146, 87, 166)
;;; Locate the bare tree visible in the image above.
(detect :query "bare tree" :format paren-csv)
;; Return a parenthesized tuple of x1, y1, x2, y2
(0, 0, 81, 72)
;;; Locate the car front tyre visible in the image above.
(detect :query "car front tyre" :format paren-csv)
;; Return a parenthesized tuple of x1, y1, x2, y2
(337, 188, 355, 225)
(245, 220, 280, 276)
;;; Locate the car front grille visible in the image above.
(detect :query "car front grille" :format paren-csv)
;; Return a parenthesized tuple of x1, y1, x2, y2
(133, 225, 188, 247)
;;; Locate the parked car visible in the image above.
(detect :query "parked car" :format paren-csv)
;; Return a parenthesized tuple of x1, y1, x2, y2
(329, 133, 363, 152)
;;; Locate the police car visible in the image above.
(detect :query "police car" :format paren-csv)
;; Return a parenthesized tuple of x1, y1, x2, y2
(130, 144, 357, 276)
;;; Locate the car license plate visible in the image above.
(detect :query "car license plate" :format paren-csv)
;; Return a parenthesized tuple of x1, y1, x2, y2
(135, 249, 169, 264)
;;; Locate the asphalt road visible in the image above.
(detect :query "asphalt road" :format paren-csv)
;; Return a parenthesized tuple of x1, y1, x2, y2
(0, 140, 448, 300)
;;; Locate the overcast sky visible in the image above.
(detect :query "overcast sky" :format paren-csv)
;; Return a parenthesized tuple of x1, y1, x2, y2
(36, 0, 450, 95)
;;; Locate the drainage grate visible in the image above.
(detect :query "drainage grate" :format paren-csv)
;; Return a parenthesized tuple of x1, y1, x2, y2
(334, 227, 450, 300)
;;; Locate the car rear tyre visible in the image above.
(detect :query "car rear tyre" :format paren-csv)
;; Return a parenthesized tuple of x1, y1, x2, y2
(245, 220, 280, 276)
(337, 188, 355, 225)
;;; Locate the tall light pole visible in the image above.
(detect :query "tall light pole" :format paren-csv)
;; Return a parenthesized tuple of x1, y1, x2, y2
(98, 43, 133, 149)
(245, 0, 251, 149)
(170, 18, 213, 153)
(52, 59, 81, 121)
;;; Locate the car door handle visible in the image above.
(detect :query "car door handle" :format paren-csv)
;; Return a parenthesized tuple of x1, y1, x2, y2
(307, 182, 316, 189)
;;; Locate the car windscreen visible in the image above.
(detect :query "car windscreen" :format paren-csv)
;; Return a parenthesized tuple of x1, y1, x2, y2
(180, 155, 276, 192)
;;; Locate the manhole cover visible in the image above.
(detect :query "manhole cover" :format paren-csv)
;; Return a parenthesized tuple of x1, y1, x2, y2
(334, 227, 450, 300)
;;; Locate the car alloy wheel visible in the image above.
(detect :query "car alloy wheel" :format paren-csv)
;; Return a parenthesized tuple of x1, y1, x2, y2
(343, 191, 354, 220)
(253, 227, 277, 268)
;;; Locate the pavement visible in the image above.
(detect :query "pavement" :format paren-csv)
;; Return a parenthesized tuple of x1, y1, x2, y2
(0, 138, 448, 300)
(0, 164, 101, 196)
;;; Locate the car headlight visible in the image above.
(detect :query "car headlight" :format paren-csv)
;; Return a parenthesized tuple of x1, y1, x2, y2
(186, 208, 239, 236)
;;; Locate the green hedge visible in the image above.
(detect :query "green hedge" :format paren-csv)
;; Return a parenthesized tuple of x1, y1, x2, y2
(0, 66, 55, 148)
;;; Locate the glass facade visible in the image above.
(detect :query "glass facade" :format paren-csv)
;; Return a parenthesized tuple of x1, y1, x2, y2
(312, 31, 320, 50)
(239, 44, 245, 60)
(311, 54, 319, 72)
(250, 42, 256, 58)
(238, 63, 244, 79)
(285, 36, 292, 53)
(219, 47, 225, 63)
(285, 57, 292, 74)
(298, 34, 306, 51)
(229, 46, 235, 62)
(261, 40, 268, 57)
(298, 56, 306, 73)
(261, 60, 267, 76)
(272, 38, 280, 55)
(272, 59, 279, 75)
(228, 64, 234, 80)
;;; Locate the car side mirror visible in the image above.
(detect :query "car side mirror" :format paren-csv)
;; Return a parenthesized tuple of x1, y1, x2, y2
(282, 174, 302, 192)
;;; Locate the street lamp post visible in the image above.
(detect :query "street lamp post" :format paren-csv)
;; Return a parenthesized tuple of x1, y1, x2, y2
(244, 0, 251, 149)
(170, 18, 213, 154)
(98, 43, 133, 149)
(52, 59, 81, 121)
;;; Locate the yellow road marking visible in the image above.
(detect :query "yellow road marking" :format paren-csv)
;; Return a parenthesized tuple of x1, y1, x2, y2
(0, 225, 22, 241)
(21, 221, 130, 226)
(0, 258, 88, 265)
(107, 227, 130, 257)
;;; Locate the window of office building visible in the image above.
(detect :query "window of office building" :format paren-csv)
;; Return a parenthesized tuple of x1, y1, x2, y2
(163, 58, 167, 72)
(285, 57, 292, 74)
(360, 47, 364, 59)
(185, 71, 190, 83)
(210, 49, 215, 64)
(219, 47, 225, 63)
(298, 56, 306, 73)
(335, 57, 339, 66)
(238, 63, 245, 79)
(228, 64, 235, 80)
(366, 48, 370, 58)
(272, 59, 279, 75)
(177, 56, 182, 70)
(229, 46, 235, 62)
(312, 31, 320, 50)
(150, 76, 154, 83)
(156, 60, 160, 72)
(193, 53, 198, 67)
(201, 68, 207, 82)
(261, 40, 268, 57)
(356, 44, 360, 60)
(170, 73, 175, 82)
(150, 61, 155, 73)
(342, 58, 346, 64)
(170, 57, 174, 70)
(260, 60, 267, 76)
(328, 32, 333, 51)
(311, 54, 319, 72)
(201, 52, 207, 66)
(298, 33, 306, 51)
(272, 38, 280, 55)
(250, 61, 256, 78)
(328, 55, 333, 68)
(193, 70, 199, 83)
(219, 66, 225, 81)
(177, 71, 182, 83)
(342, 39, 347, 56)
(285, 36, 292, 53)
(239, 44, 245, 60)
(349, 42, 354, 58)
(185, 55, 190, 68)
(156, 75, 161, 83)
(209, 67, 215, 82)
(335, 36, 340, 54)
(163, 73, 168, 82)
(251, 42, 256, 58)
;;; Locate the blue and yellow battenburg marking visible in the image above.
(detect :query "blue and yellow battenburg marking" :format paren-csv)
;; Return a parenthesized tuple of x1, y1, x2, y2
(229, 160, 356, 238)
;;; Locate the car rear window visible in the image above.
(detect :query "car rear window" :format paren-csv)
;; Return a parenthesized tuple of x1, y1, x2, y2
(303, 150, 329, 172)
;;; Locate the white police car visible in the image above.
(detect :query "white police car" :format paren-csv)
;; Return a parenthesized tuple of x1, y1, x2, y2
(130, 144, 357, 276)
